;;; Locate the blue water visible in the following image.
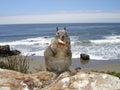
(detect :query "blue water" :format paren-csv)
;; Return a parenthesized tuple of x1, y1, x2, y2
(0, 23, 120, 60)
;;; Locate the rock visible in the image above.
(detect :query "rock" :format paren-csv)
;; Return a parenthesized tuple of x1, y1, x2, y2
(9, 50, 21, 56)
(0, 45, 10, 52)
(0, 68, 57, 90)
(46, 72, 120, 90)
(0, 45, 21, 57)
(0, 45, 10, 56)
(0, 68, 120, 90)
(80, 53, 90, 60)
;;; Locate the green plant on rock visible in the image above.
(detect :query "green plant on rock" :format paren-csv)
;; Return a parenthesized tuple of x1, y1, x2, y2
(107, 71, 120, 79)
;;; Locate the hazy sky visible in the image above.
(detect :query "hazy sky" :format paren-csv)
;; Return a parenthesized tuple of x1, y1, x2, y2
(0, 0, 120, 24)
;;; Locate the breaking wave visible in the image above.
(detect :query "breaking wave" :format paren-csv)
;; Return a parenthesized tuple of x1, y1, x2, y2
(0, 35, 120, 60)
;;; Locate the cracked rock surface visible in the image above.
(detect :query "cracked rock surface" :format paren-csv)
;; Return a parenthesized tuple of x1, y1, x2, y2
(0, 68, 120, 90)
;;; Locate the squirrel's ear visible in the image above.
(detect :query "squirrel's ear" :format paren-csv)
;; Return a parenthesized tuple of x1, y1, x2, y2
(56, 27, 59, 31)
(64, 27, 66, 31)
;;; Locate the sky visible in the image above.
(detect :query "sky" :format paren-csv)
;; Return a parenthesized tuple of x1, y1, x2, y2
(0, 0, 120, 24)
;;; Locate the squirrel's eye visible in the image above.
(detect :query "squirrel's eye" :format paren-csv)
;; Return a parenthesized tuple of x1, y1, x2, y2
(56, 32, 59, 36)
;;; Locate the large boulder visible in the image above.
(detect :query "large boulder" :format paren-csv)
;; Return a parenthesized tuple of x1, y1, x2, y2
(0, 45, 21, 57)
(0, 68, 120, 90)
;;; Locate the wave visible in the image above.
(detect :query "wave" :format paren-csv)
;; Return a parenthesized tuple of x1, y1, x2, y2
(71, 35, 120, 60)
(0, 35, 120, 60)
(91, 39, 120, 44)
(0, 37, 53, 46)
(71, 43, 120, 60)
(104, 35, 120, 39)
(0, 37, 53, 56)
(71, 35, 120, 45)
(90, 35, 120, 44)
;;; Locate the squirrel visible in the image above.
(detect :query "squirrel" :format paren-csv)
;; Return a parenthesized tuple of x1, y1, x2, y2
(44, 27, 72, 73)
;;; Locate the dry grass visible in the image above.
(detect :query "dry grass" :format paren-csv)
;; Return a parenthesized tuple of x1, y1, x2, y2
(0, 55, 29, 73)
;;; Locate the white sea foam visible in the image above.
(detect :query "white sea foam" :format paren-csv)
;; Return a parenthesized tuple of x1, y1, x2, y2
(90, 35, 120, 44)
(71, 35, 120, 60)
(89, 55, 108, 60)
(0, 37, 53, 46)
(71, 47, 109, 60)
(91, 39, 120, 44)
(0, 37, 52, 56)
(105, 35, 120, 39)
(0, 35, 120, 60)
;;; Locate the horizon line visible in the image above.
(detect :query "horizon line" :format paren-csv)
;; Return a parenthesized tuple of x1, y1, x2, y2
(0, 22, 120, 25)
(0, 11, 120, 24)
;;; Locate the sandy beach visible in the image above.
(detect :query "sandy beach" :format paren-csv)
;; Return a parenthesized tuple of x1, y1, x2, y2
(0, 55, 120, 73)
(28, 56, 120, 73)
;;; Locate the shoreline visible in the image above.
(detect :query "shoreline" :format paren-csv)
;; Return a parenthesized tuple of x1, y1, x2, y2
(28, 56, 120, 73)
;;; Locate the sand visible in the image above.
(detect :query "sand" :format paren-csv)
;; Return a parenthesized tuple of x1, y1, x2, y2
(28, 56, 120, 73)
(0, 56, 120, 73)
(81, 64, 120, 72)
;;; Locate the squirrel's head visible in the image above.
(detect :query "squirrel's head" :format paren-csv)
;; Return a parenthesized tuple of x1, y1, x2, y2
(55, 27, 70, 45)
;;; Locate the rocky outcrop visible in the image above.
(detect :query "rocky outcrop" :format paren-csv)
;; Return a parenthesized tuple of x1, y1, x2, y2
(47, 72, 120, 90)
(0, 45, 21, 57)
(0, 68, 57, 90)
(0, 68, 120, 90)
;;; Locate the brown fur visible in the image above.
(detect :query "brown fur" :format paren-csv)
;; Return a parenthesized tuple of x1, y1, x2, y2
(44, 28, 72, 73)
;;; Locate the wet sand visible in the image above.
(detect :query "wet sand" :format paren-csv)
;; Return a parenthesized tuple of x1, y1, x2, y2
(28, 56, 120, 73)
(0, 56, 120, 73)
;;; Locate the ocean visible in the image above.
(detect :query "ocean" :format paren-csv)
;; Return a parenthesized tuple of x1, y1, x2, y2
(0, 23, 120, 60)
